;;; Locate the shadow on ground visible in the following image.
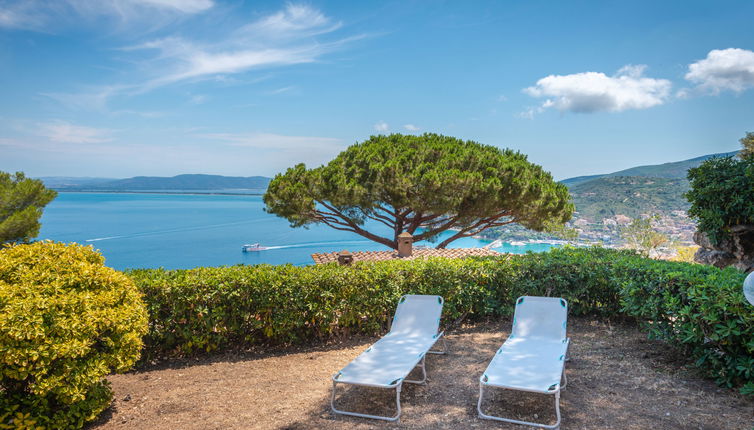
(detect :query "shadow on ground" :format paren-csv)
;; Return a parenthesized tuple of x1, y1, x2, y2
(91, 317, 754, 430)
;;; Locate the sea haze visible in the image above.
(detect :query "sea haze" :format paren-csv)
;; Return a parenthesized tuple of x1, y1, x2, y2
(38, 192, 554, 270)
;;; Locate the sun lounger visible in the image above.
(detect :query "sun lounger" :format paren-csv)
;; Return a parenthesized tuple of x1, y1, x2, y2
(477, 296, 570, 429)
(330, 294, 447, 421)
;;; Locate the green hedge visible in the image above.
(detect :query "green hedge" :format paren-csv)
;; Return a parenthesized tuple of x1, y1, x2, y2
(129, 247, 753, 395)
(0, 242, 148, 429)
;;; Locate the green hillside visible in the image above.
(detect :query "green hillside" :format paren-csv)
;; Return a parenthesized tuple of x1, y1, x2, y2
(570, 176, 690, 221)
(560, 151, 738, 187)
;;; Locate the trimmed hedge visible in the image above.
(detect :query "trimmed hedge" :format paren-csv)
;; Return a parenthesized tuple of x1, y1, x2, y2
(0, 242, 148, 429)
(129, 247, 753, 395)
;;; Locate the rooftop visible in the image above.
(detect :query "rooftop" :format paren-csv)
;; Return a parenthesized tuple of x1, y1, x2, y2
(311, 247, 502, 265)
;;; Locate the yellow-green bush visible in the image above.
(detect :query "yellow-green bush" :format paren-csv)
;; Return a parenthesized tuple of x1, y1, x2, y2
(0, 242, 148, 429)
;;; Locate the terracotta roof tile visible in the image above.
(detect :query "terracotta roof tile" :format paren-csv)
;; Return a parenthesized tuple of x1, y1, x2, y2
(311, 247, 502, 265)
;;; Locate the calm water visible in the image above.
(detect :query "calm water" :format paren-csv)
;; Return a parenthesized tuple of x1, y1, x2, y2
(38, 192, 554, 270)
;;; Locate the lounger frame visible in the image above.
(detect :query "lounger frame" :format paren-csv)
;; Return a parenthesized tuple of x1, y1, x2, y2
(330, 336, 446, 421)
(477, 296, 570, 429)
(330, 294, 446, 421)
(477, 338, 569, 429)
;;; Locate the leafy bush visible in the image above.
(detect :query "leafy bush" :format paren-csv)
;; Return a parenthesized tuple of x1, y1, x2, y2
(686, 155, 754, 245)
(0, 242, 148, 429)
(129, 247, 753, 394)
(618, 260, 753, 393)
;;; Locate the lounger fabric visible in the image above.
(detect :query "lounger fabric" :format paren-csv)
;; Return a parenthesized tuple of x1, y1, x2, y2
(331, 294, 445, 421)
(336, 332, 440, 386)
(335, 295, 443, 387)
(482, 337, 568, 392)
(481, 296, 568, 393)
(478, 296, 570, 429)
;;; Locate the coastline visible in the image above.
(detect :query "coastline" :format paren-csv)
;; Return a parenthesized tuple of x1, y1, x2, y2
(52, 189, 265, 197)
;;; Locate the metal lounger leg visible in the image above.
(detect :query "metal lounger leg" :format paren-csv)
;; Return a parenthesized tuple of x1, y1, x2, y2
(404, 355, 427, 384)
(331, 380, 402, 421)
(477, 383, 562, 430)
(427, 335, 447, 355)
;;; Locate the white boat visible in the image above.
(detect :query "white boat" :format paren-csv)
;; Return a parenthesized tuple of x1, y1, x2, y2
(242, 243, 267, 252)
(509, 241, 527, 246)
(484, 239, 503, 249)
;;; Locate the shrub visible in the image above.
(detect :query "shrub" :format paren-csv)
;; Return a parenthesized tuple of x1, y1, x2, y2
(0, 242, 148, 429)
(618, 260, 753, 393)
(686, 155, 754, 245)
(129, 247, 753, 394)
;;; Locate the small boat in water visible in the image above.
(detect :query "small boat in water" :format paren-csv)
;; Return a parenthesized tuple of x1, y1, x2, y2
(509, 241, 527, 246)
(242, 243, 267, 252)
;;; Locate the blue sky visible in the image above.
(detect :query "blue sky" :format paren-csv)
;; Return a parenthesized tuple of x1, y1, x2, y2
(1, 0, 753, 180)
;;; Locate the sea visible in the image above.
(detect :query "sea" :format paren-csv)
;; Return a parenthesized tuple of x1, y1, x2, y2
(38, 192, 556, 270)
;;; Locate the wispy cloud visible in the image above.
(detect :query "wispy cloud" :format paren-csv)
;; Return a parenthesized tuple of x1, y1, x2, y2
(373, 121, 389, 132)
(188, 94, 207, 104)
(682, 48, 754, 95)
(196, 131, 345, 168)
(403, 124, 419, 131)
(197, 132, 341, 149)
(266, 86, 295, 95)
(42, 4, 359, 111)
(35, 120, 114, 144)
(523, 65, 671, 114)
(125, 4, 353, 91)
(0, 0, 213, 31)
(41, 86, 125, 112)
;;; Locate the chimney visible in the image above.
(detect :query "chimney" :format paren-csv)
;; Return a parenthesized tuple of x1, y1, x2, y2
(397, 232, 413, 257)
(337, 250, 354, 265)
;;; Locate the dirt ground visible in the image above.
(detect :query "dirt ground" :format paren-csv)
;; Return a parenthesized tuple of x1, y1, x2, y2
(90, 317, 754, 430)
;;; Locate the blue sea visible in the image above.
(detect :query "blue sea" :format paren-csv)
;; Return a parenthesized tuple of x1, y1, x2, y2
(38, 192, 555, 270)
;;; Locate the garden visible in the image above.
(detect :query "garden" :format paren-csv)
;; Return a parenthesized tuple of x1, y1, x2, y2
(2, 243, 753, 429)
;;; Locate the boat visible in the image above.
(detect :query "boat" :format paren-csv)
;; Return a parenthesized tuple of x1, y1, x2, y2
(242, 243, 268, 252)
(484, 239, 503, 249)
(509, 241, 526, 246)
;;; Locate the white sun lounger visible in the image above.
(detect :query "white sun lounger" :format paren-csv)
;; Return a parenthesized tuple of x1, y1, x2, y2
(330, 294, 447, 421)
(478, 296, 570, 429)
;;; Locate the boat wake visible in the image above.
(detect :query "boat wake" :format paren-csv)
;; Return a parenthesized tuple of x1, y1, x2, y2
(85, 219, 270, 242)
(258, 240, 373, 250)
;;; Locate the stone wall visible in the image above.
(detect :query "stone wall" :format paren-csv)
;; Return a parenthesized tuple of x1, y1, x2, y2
(693, 225, 754, 272)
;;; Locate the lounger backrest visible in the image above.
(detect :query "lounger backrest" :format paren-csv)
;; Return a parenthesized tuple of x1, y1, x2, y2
(389, 295, 444, 337)
(510, 296, 567, 341)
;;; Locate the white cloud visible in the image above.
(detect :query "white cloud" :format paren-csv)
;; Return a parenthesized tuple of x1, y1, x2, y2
(124, 4, 351, 91)
(266, 86, 295, 95)
(197, 132, 341, 149)
(35, 120, 113, 144)
(684, 48, 754, 94)
(188, 94, 207, 104)
(196, 132, 344, 168)
(41, 86, 125, 112)
(0, 0, 213, 30)
(497, 95, 508, 102)
(128, 0, 213, 14)
(41, 4, 360, 110)
(403, 124, 420, 131)
(373, 121, 389, 132)
(523, 65, 671, 114)
(518, 106, 545, 120)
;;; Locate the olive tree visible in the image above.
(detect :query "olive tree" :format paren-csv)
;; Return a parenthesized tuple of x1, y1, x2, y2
(264, 133, 573, 249)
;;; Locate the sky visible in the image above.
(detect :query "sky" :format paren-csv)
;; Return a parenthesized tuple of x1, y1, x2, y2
(1, 0, 753, 180)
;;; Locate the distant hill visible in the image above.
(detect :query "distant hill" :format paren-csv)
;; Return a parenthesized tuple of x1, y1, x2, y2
(570, 176, 690, 221)
(560, 151, 738, 187)
(45, 174, 271, 191)
(39, 177, 117, 188)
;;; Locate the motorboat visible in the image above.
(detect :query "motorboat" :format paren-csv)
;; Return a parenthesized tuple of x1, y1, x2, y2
(242, 243, 267, 252)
